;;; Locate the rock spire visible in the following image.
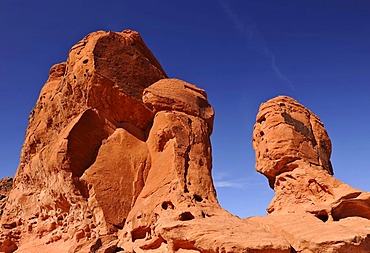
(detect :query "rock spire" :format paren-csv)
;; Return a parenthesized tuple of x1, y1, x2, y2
(0, 31, 369, 253)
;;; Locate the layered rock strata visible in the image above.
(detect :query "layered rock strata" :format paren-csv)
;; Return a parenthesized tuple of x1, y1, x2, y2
(251, 96, 370, 252)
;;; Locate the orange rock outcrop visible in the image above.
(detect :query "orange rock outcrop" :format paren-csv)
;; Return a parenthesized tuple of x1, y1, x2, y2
(0, 31, 369, 253)
(251, 96, 370, 252)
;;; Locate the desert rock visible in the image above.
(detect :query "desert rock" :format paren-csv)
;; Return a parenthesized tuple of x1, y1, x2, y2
(0, 177, 12, 217)
(251, 96, 370, 252)
(142, 78, 214, 129)
(253, 96, 333, 187)
(0, 31, 369, 253)
(118, 79, 290, 252)
(0, 30, 166, 252)
(0, 31, 291, 253)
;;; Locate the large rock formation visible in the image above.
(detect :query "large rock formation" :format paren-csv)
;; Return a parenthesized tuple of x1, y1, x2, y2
(251, 96, 370, 252)
(0, 30, 291, 253)
(0, 30, 167, 253)
(0, 30, 369, 253)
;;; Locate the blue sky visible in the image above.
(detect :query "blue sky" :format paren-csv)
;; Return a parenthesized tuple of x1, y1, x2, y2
(1, 1, 369, 217)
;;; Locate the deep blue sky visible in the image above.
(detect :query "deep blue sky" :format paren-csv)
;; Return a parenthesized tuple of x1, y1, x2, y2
(1, 1, 369, 217)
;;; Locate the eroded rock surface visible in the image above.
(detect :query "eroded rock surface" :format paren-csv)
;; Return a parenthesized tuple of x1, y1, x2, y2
(0, 30, 166, 252)
(0, 31, 291, 253)
(0, 178, 12, 218)
(251, 96, 370, 252)
(0, 31, 369, 253)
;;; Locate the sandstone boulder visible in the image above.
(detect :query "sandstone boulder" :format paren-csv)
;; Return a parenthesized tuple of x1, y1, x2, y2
(251, 96, 370, 252)
(253, 96, 333, 187)
(142, 78, 214, 129)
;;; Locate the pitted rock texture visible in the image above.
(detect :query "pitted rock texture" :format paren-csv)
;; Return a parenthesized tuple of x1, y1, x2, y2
(1, 31, 369, 253)
(0, 31, 291, 253)
(251, 96, 370, 252)
(0, 178, 12, 217)
(0, 30, 166, 252)
(253, 96, 333, 188)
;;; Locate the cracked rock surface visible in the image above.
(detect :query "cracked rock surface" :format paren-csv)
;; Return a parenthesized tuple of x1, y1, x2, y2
(251, 96, 370, 252)
(0, 30, 291, 253)
(0, 31, 369, 253)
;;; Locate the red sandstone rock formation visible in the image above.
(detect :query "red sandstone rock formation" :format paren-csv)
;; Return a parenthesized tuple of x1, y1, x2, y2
(0, 178, 12, 218)
(0, 30, 369, 253)
(251, 96, 370, 252)
(0, 30, 167, 253)
(0, 31, 291, 253)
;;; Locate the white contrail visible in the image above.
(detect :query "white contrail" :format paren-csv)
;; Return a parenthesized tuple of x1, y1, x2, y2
(271, 55, 294, 88)
(219, 0, 293, 88)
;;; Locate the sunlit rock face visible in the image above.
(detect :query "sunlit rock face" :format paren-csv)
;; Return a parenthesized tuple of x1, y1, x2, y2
(253, 96, 333, 188)
(0, 30, 167, 252)
(0, 30, 369, 253)
(251, 96, 370, 252)
(0, 31, 291, 253)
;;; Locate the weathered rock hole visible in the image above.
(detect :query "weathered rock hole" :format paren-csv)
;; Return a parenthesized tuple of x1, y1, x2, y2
(90, 238, 102, 252)
(113, 224, 124, 230)
(157, 130, 175, 152)
(82, 59, 89, 64)
(315, 212, 329, 222)
(260, 131, 264, 137)
(114, 247, 124, 252)
(257, 116, 266, 124)
(131, 226, 151, 242)
(290, 246, 297, 253)
(193, 194, 203, 202)
(178, 211, 195, 221)
(161, 201, 174, 210)
(199, 159, 204, 166)
(2, 222, 16, 229)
